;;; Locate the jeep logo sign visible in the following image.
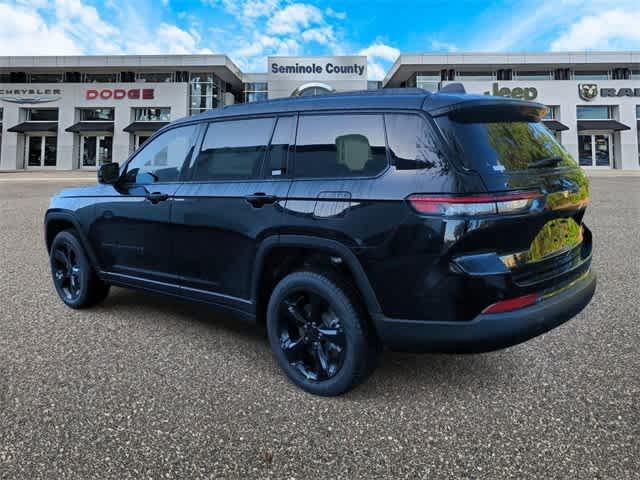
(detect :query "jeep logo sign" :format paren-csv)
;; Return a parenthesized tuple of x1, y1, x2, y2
(86, 88, 155, 100)
(484, 83, 538, 100)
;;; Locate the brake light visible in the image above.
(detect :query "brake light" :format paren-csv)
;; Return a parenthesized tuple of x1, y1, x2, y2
(482, 293, 539, 314)
(407, 191, 542, 216)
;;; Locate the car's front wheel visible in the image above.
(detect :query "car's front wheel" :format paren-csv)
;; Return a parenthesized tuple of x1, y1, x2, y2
(50, 230, 110, 309)
(266, 270, 376, 396)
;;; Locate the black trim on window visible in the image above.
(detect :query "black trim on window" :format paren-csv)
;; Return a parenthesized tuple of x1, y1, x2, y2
(120, 122, 202, 186)
(292, 111, 390, 180)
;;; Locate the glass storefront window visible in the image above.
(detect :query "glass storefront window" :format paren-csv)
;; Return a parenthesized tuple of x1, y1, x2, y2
(29, 73, 63, 83)
(516, 70, 552, 80)
(80, 108, 114, 121)
(135, 72, 174, 83)
(636, 105, 640, 118)
(576, 106, 612, 120)
(408, 72, 440, 92)
(81, 135, 112, 167)
(243, 82, 268, 103)
(455, 71, 495, 81)
(83, 72, 119, 83)
(190, 73, 216, 83)
(133, 107, 171, 122)
(27, 108, 59, 121)
(543, 106, 559, 120)
(244, 82, 268, 91)
(574, 70, 610, 80)
(245, 92, 268, 103)
(190, 72, 223, 115)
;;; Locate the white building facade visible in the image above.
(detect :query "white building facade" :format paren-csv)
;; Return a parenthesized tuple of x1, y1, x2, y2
(1, 51, 639, 171)
(384, 52, 640, 170)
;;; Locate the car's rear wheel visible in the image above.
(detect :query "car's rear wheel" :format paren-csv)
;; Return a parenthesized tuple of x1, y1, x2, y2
(50, 230, 110, 309)
(266, 270, 376, 396)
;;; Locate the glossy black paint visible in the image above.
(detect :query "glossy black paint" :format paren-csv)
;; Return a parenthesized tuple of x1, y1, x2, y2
(45, 89, 595, 352)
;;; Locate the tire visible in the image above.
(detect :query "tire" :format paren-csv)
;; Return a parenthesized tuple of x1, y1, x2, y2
(266, 270, 377, 396)
(49, 229, 110, 309)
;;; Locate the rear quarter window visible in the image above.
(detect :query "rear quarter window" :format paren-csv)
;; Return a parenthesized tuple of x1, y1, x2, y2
(384, 113, 450, 171)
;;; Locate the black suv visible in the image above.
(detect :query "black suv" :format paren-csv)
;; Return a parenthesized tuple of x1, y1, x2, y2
(45, 88, 596, 396)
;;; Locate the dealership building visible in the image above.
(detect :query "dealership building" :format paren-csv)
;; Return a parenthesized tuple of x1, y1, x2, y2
(1, 51, 640, 171)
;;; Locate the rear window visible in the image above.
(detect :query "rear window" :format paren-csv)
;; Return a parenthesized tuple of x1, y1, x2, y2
(435, 116, 576, 173)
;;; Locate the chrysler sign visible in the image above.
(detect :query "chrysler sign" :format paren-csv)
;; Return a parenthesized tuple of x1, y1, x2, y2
(0, 88, 62, 104)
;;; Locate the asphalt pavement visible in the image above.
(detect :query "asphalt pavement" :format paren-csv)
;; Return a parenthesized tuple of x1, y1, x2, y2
(0, 176, 638, 479)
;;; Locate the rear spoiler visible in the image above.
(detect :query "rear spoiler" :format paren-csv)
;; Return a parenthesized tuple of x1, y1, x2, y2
(426, 98, 548, 123)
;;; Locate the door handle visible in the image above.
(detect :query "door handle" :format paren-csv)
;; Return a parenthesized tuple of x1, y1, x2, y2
(245, 192, 277, 207)
(145, 192, 170, 204)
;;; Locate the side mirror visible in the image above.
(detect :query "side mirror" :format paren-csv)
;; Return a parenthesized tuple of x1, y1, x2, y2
(98, 162, 120, 184)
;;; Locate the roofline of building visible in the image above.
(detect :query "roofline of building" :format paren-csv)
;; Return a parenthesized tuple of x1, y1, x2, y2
(0, 54, 244, 85)
(383, 51, 640, 87)
(1, 51, 640, 88)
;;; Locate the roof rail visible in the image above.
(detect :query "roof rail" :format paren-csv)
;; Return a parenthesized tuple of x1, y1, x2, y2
(439, 83, 466, 94)
(222, 87, 429, 109)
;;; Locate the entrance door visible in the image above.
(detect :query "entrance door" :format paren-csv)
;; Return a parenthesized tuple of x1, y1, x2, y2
(81, 135, 112, 168)
(27, 135, 57, 168)
(578, 133, 612, 167)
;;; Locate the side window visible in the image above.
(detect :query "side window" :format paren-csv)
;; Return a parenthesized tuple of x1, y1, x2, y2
(385, 114, 447, 170)
(191, 117, 274, 181)
(294, 114, 387, 178)
(124, 125, 197, 184)
(265, 116, 295, 177)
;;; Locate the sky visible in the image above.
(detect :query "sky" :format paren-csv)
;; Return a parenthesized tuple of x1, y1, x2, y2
(2, 0, 640, 79)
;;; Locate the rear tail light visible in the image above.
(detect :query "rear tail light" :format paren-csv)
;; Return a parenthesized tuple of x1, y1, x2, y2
(407, 191, 542, 217)
(482, 293, 539, 314)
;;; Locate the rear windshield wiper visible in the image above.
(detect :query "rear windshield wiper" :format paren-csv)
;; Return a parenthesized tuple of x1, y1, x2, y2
(529, 156, 563, 169)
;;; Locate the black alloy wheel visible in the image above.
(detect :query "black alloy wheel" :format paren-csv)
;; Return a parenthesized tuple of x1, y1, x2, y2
(49, 230, 110, 309)
(277, 291, 347, 381)
(52, 241, 83, 302)
(266, 270, 376, 396)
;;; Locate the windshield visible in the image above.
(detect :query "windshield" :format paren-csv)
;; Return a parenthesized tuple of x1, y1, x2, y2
(435, 116, 576, 173)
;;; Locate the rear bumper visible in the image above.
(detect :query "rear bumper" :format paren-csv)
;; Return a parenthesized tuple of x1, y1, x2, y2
(372, 269, 596, 353)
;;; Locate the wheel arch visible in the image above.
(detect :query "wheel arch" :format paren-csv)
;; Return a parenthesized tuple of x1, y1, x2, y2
(251, 235, 382, 319)
(45, 211, 100, 271)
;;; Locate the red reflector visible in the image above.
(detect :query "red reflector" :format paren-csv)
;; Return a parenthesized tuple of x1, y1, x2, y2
(482, 293, 538, 314)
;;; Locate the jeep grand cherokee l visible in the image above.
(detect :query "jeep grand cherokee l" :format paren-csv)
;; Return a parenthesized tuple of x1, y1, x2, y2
(45, 88, 596, 396)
